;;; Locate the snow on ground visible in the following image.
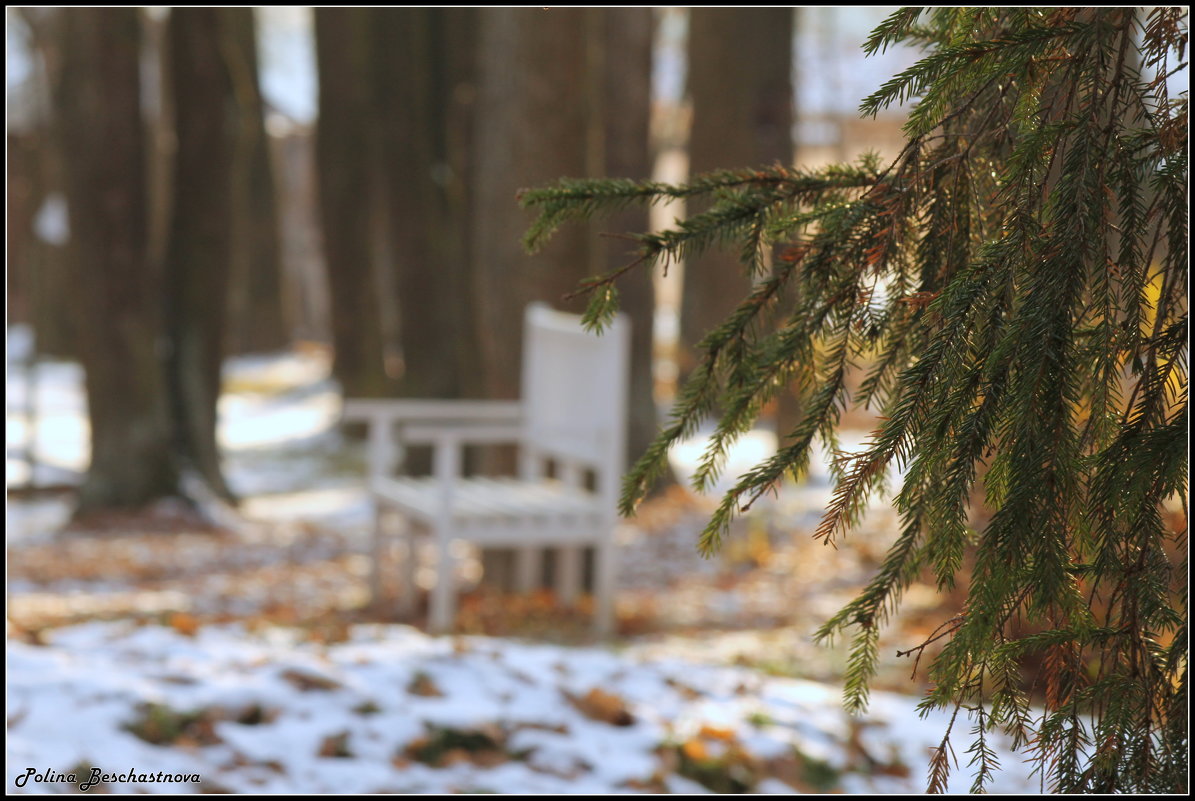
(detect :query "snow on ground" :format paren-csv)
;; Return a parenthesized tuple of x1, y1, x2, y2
(7, 332, 1043, 793)
(7, 622, 1040, 794)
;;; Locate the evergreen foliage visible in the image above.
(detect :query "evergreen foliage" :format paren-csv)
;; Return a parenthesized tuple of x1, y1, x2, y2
(521, 7, 1188, 793)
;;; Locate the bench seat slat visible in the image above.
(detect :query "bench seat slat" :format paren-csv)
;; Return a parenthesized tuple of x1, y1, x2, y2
(375, 476, 603, 525)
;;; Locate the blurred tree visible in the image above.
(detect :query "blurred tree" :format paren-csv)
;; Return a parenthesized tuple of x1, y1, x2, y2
(314, 8, 398, 399)
(595, 8, 658, 470)
(372, 8, 481, 404)
(680, 8, 794, 380)
(6, 132, 37, 326)
(46, 9, 284, 515)
(472, 7, 656, 462)
(144, 6, 174, 298)
(13, 8, 78, 360)
(313, 8, 656, 472)
(523, 7, 1188, 792)
(54, 8, 180, 513)
(472, 8, 593, 402)
(225, 7, 290, 355)
(162, 8, 239, 501)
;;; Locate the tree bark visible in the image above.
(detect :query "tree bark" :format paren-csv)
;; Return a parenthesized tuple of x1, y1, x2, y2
(472, 8, 593, 402)
(6, 132, 37, 326)
(596, 8, 657, 468)
(162, 7, 237, 500)
(680, 9, 794, 377)
(144, 6, 173, 294)
(55, 8, 180, 514)
(314, 9, 397, 399)
(372, 9, 481, 403)
(225, 7, 290, 355)
(16, 8, 78, 360)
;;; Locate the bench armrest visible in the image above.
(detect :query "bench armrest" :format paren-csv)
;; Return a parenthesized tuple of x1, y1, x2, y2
(342, 398, 522, 425)
(345, 399, 523, 479)
(400, 421, 524, 447)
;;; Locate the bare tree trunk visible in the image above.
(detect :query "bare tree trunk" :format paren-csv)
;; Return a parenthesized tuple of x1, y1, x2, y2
(372, 9, 481, 403)
(439, 8, 483, 401)
(6, 133, 37, 326)
(163, 7, 237, 500)
(273, 131, 327, 344)
(473, 8, 593, 402)
(144, 7, 174, 290)
(596, 8, 657, 468)
(225, 7, 290, 355)
(16, 8, 77, 360)
(680, 9, 794, 379)
(55, 8, 180, 514)
(314, 9, 397, 399)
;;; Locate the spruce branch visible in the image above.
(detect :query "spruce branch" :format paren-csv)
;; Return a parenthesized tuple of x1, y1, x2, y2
(522, 6, 1188, 792)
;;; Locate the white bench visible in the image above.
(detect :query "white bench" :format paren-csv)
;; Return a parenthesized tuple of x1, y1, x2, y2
(344, 303, 629, 634)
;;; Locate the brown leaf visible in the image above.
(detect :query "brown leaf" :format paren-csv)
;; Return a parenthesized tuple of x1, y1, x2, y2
(665, 677, 702, 701)
(441, 748, 472, 767)
(169, 612, 201, 637)
(318, 731, 353, 758)
(407, 672, 444, 698)
(698, 724, 737, 742)
(470, 748, 509, 768)
(566, 687, 635, 727)
(280, 668, 342, 692)
(682, 738, 709, 761)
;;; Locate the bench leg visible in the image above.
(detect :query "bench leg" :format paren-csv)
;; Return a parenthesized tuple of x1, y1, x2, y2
(515, 547, 543, 593)
(556, 546, 583, 605)
(371, 502, 386, 607)
(398, 518, 417, 618)
(429, 534, 457, 634)
(593, 539, 617, 636)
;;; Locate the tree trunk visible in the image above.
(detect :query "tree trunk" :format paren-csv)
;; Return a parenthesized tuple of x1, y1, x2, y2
(16, 8, 78, 360)
(6, 133, 37, 326)
(314, 9, 398, 399)
(472, 8, 593, 402)
(438, 8, 483, 401)
(680, 9, 794, 379)
(272, 131, 328, 344)
(144, 6, 174, 291)
(162, 7, 237, 500)
(596, 8, 657, 468)
(55, 8, 180, 514)
(225, 7, 290, 355)
(372, 9, 481, 403)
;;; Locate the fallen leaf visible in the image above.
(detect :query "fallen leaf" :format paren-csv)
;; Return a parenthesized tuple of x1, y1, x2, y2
(441, 748, 472, 767)
(169, 612, 201, 637)
(407, 671, 444, 698)
(566, 687, 635, 726)
(681, 739, 709, 761)
(699, 724, 737, 742)
(280, 668, 342, 692)
(665, 676, 702, 700)
(318, 731, 353, 758)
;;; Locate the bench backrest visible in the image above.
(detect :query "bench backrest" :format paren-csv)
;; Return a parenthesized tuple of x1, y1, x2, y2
(521, 303, 629, 490)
